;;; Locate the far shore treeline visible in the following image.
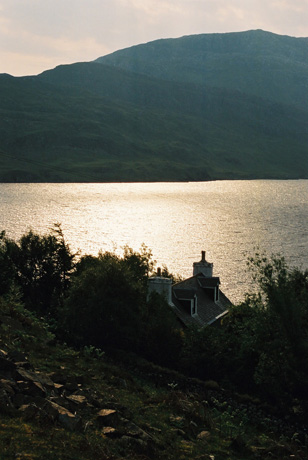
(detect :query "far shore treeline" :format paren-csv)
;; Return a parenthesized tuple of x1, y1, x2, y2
(1, 225, 308, 410)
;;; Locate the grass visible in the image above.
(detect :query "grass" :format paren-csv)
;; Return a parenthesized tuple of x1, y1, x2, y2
(0, 296, 307, 459)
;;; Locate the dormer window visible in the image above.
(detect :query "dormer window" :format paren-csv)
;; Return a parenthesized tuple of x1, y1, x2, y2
(197, 275, 220, 303)
(173, 288, 197, 317)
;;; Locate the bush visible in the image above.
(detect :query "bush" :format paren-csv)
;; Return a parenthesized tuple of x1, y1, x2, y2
(0, 224, 75, 316)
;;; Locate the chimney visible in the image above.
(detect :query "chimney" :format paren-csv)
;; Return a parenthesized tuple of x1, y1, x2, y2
(147, 268, 173, 305)
(193, 250, 213, 278)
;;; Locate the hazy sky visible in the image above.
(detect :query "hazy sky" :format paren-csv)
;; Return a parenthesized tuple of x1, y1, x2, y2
(1, 0, 308, 76)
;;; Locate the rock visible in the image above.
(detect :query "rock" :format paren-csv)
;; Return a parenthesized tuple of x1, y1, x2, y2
(169, 415, 184, 427)
(171, 428, 186, 437)
(12, 393, 34, 408)
(0, 388, 15, 414)
(15, 361, 31, 370)
(48, 396, 69, 408)
(15, 368, 52, 389)
(124, 421, 152, 442)
(48, 371, 67, 384)
(204, 380, 220, 391)
(8, 351, 28, 362)
(66, 394, 87, 406)
(16, 380, 46, 398)
(97, 409, 118, 425)
(0, 355, 16, 372)
(32, 371, 56, 388)
(18, 403, 41, 421)
(53, 383, 64, 392)
(0, 379, 17, 396)
(101, 426, 120, 438)
(46, 400, 82, 431)
(197, 431, 211, 441)
(143, 423, 162, 434)
(65, 383, 79, 392)
(58, 411, 82, 431)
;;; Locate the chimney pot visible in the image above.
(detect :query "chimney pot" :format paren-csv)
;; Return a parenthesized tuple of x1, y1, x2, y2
(201, 251, 206, 261)
(157, 267, 161, 277)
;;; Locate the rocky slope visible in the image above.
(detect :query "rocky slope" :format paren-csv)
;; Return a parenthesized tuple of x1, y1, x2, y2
(0, 296, 307, 459)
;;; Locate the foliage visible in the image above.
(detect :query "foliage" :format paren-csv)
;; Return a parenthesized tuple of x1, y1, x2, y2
(0, 224, 76, 316)
(0, 290, 55, 353)
(140, 292, 183, 366)
(2, 226, 308, 407)
(62, 251, 145, 350)
(181, 253, 308, 402)
(63, 248, 183, 366)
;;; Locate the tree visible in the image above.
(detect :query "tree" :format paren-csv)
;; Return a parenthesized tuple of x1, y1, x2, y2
(0, 225, 75, 316)
(63, 252, 145, 350)
(0, 230, 18, 295)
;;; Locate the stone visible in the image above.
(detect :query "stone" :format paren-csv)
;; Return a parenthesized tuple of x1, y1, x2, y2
(169, 415, 184, 427)
(32, 371, 56, 388)
(16, 380, 46, 398)
(18, 403, 40, 421)
(97, 409, 118, 425)
(15, 361, 31, 370)
(12, 393, 34, 408)
(48, 371, 67, 384)
(0, 388, 15, 414)
(58, 411, 82, 431)
(197, 431, 211, 441)
(0, 355, 16, 372)
(15, 368, 52, 389)
(8, 351, 28, 362)
(0, 379, 17, 396)
(204, 380, 220, 391)
(54, 383, 64, 391)
(101, 426, 120, 438)
(66, 394, 87, 406)
(124, 422, 152, 442)
(46, 400, 82, 430)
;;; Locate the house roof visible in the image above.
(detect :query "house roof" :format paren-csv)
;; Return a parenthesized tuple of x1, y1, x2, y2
(171, 273, 230, 328)
(198, 277, 220, 288)
(173, 288, 196, 300)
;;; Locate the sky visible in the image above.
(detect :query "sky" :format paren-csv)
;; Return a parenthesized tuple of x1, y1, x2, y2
(1, 0, 308, 77)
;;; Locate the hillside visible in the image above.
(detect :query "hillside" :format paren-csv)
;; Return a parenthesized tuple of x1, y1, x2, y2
(96, 29, 308, 110)
(0, 295, 307, 460)
(0, 30, 308, 182)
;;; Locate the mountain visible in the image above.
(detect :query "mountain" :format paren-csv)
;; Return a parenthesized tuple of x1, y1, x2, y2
(96, 29, 308, 110)
(0, 29, 307, 182)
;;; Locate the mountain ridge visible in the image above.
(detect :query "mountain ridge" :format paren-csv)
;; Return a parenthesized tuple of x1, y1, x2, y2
(0, 29, 307, 182)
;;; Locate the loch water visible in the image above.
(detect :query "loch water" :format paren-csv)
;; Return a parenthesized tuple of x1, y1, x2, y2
(1, 180, 307, 303)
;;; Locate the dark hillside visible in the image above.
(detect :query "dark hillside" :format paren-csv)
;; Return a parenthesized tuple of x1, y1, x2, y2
(97, 30, 308, 110)
(1, 30, 308, 182)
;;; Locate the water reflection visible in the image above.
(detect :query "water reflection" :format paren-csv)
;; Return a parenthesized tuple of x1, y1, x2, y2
(1, 180, 307, 303)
